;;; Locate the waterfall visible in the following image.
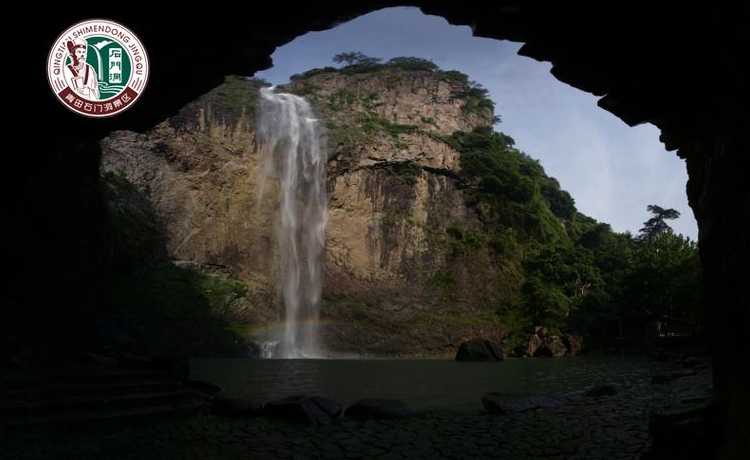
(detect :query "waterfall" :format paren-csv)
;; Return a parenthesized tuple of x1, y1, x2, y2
(256, 86, 328, 359)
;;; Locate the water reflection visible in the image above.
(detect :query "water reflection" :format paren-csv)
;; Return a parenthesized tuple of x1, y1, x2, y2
(190, 357, 651, 413)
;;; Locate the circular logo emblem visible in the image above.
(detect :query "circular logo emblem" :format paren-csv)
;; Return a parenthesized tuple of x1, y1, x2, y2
(47, 19, 149, 118)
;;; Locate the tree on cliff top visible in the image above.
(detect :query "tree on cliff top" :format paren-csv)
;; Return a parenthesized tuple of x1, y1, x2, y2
(333, 53, 441, 73)
(638, 205, 680, 242)
(333, 51, 382, 67)
(385, 57, 439, 72)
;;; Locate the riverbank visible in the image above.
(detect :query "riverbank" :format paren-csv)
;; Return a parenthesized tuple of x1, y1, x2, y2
(3, 353, 712, 459)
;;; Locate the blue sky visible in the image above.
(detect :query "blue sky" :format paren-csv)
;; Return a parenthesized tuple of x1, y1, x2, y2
(256, 7, 697, 240)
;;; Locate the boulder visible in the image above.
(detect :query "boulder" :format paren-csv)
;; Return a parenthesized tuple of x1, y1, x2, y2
(345, 399, 415, 419)
(308, 396, 343, 418)
(263, 395, 342, 424)
(455, 338, 504, 361)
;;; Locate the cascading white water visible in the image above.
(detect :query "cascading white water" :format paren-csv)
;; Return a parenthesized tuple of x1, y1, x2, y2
(256, 86, 328, 359)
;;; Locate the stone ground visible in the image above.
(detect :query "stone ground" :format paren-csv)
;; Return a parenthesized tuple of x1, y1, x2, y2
(2, 355, 712, 460)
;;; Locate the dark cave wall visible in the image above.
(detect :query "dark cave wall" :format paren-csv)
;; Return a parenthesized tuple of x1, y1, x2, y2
(6, 3, 748, 457)
(687, 132, 750, 460)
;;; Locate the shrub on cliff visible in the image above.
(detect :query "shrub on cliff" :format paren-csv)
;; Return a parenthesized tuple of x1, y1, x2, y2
(386, 57, 439, 72)
(447, 126, 567, 242)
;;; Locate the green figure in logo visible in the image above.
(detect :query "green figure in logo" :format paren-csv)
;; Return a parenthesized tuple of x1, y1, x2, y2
(64, 38, 99, 100)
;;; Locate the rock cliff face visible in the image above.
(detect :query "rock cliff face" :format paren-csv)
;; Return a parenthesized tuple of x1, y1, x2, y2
(101, 69, 546, 356)
(102, 81, 279, 331)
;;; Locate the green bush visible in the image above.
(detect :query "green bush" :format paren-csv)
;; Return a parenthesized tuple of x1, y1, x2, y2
(386, 57, 439, 72)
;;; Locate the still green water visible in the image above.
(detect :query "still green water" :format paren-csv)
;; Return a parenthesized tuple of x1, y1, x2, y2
(190, 356, 651, 413)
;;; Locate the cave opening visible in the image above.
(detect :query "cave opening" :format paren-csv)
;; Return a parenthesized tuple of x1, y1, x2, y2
(4, 4, 747, 459)
(186, 7, 709, 455)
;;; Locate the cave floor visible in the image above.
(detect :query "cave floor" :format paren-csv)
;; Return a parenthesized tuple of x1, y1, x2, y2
(3, 355, 712, 460)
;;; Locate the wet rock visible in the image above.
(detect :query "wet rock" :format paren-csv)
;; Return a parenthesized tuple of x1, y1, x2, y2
(532, 337, 567, 357)
(212, 395, 263, 417)
(527, 327, 568, 357)
(584, 384, 618, 397)
(264, 395, 342, 424)
(546, 336, 568, 357)
(455, 339, 504, 361)
(308, 396, 343, 418)
(651, 370, 697, 384)
(527, 326, 547, 356)
(482, 393, 565, 414)
(527, 334, 544, 357)
(345, 399, 415, 419)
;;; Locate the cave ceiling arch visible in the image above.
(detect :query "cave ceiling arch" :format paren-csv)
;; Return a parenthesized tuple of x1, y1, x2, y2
(33, 2, 746, 160)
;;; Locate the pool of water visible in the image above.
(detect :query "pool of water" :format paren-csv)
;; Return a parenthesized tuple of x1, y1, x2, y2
(190, 356, 652, 413)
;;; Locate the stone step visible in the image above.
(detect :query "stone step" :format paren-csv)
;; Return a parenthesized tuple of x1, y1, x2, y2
(3, 379, 182, 400)
(0, 389, 206, 417)
(1, 368, 171, 389)
(0, 364, 211, 427)
(1, 398, 207, 427)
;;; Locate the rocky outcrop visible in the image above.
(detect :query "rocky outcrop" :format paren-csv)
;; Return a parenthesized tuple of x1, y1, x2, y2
(527, 327, 562, 357)
(455, 339, 504, 361)
(527, 327, 582, 357)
